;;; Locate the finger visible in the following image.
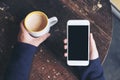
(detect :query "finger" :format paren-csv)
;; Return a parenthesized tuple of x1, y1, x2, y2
(64, 53, 68, 57)
(64, 45, 67, 49)
(90, 33, 99, 60)
(20, 20, 28, 33)
(90, 33, 97, 49)
(37, 33, 50, 43)
(64, 39, 67, 44)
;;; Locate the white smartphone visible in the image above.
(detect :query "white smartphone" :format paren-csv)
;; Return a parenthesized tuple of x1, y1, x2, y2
(67, 20, 90, 66)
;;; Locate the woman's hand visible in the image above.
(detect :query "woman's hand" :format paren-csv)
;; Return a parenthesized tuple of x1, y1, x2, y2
(18, 21, 50, 47)
(63, 33, 99, 60)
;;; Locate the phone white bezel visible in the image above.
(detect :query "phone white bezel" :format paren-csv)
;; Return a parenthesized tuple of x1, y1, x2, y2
(67, 20, 90, 66)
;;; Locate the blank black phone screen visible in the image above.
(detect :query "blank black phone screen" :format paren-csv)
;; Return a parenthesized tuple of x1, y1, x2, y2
(68, 26, 88, 60)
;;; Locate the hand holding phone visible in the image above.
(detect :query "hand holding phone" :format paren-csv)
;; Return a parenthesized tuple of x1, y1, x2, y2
(67, 20, 90, 66)
(64, 34, 99, 61)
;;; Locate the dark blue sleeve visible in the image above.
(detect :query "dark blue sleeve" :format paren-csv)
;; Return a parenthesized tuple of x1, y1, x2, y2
(4, 42, 37, 80)
(78, 58, 105, 80)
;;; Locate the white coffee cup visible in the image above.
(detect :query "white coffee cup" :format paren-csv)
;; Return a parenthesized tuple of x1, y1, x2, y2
(24, 11, 58, 37)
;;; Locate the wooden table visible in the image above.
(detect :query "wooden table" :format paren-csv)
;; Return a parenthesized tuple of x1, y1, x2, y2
(0, 0, 112, 80)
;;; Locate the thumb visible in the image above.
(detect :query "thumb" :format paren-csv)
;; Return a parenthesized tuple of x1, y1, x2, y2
(90, 33, 99, 60)
(37, 33, 50, 44)
(90, 33, 97, 50)
(20, 21, 28, 33)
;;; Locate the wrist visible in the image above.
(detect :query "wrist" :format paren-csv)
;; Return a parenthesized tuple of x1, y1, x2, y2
(18, 41, 38, 47)
(18, 39, 40, 47)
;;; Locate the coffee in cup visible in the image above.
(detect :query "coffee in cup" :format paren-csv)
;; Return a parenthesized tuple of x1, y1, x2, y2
(24, 11, 58, 37)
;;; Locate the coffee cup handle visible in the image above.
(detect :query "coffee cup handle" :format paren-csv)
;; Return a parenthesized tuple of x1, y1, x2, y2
(48, 17, 58, 27)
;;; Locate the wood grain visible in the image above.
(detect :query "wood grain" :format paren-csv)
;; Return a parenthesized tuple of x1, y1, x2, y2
(0, 0, 112, 80)
(60, 0, 112, 62)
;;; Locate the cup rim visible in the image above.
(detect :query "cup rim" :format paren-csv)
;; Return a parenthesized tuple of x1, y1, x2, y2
(24, 11, 48, 33)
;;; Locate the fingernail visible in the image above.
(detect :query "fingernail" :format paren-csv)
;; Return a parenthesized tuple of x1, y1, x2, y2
(64, 39, 67, 43)
(64, 45, 67, 49)
(91, 33, 93, 38)
(64, 53, 67, 57)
